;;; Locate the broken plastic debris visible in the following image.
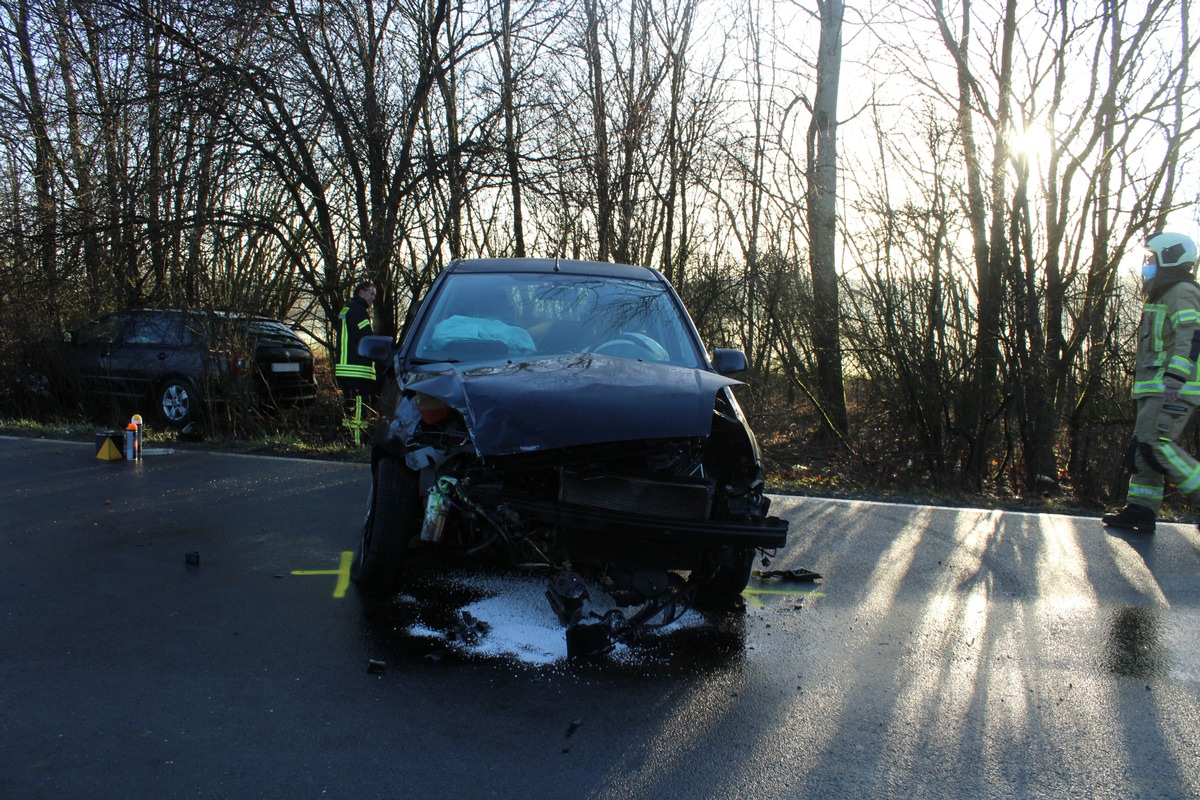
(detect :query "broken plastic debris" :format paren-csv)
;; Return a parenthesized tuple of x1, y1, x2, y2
(453, 610, 492, 645)
(566, 619, 612, 660)
(367, 659, 387, 674)
(561, 719, 583, 754)
(546, 571, 589, 626)
(185, 552, 200, 566)
(752, 568, 821, 582)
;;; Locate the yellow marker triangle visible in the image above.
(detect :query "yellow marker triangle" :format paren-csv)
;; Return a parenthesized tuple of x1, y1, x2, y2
(96, 439, 124, 460)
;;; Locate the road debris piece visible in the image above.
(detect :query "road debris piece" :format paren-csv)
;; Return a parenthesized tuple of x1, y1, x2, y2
(546, 571, 589, 626)
(452, 610, 491, 645)
(367, 659, 387, 674)
(562, 571, 694, 660)
(752, 568, 821, 582)
(561, 717, 585, 753)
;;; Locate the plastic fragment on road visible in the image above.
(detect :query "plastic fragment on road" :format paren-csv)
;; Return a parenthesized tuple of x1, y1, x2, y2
(752, 568, 822, 582)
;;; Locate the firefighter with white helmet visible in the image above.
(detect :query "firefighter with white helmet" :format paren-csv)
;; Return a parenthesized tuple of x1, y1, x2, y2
(1103, 231, 1200, 533)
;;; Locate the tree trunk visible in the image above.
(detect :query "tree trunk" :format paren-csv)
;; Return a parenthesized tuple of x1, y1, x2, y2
(14, 0, 58, 315)
(499, 0, 526, 257)
(584, 0, 612, 261)
(806, 0, 847, 438)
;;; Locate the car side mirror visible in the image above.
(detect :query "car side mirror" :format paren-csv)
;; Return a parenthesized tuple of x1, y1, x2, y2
(358, 335, 395, 361)
(711, 348, 747, 375)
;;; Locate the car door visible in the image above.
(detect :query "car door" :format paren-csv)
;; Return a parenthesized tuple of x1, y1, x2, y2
(68, 312, 132, 397)
(105, 311, 191, 399)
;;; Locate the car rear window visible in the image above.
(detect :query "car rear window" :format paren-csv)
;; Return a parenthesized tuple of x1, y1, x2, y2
(247, 319, 305, 347)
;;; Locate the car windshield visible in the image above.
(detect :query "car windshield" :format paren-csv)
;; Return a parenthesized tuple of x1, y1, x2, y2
(411, 272, 705, 368)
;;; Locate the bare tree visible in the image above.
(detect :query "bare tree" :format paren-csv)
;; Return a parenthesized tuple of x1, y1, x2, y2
(870, 0, 1197, 493)
(497, 0, 526, 256)
(4, 0, 59, 318)
(581, 0, 614, 260)
(806, 0, 847, 437)
(653, 0, 699, 281)
(842, 101, 968, 479)
(143, 0, 463, 340)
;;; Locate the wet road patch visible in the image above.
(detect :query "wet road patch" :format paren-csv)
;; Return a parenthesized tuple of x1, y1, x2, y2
(351, 562, 752, 671)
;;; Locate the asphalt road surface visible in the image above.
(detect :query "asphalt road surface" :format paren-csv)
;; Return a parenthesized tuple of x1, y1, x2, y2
(2, 435, 1198, 799)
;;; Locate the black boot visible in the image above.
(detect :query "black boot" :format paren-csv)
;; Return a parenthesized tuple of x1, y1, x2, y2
(1101, 504, 1156, 533)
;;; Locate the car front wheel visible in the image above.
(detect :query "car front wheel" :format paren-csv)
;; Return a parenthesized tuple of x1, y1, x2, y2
(352, 455, 421, 596)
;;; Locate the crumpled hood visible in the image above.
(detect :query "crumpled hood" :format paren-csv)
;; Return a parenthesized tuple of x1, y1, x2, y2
(403, 353, 743, 456)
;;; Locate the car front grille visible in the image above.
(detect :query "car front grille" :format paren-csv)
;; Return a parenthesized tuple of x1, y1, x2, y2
(559, 470, 712, 520)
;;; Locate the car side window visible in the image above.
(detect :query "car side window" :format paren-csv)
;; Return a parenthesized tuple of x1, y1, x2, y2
(180, 318, 205, 345)
(74, 314, 128, 346)
(125, 315, 185, 345)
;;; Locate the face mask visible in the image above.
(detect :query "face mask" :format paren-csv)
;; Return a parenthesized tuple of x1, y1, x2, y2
(1143, 250, 1159, 281)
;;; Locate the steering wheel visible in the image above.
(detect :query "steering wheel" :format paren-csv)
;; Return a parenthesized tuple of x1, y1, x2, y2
(588, 332, 666, 360)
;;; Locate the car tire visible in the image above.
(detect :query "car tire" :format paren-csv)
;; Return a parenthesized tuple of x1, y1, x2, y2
(694, 548, 755, 609)
(21, 359, 52, 401)
(352, 456, 421, 595)
(156, 378, 199, 428)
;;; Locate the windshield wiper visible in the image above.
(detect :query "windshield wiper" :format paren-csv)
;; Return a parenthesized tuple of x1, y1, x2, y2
(408, 356, 460, 365)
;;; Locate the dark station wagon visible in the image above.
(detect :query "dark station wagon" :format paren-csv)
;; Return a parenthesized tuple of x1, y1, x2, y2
(353, 258, 788, 655)
(28, 308, 317, 428)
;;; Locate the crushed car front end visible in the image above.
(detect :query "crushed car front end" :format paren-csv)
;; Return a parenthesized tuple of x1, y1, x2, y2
(353, 259, 788, 641)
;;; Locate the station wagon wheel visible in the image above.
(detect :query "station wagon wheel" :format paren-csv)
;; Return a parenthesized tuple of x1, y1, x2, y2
(21, 359, 52, 400)
(157, 378, 198, 428)
(353, 455, 421, 596)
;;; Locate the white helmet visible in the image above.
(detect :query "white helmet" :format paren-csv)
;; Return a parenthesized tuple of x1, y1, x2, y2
(1146, 231, 1198, 270)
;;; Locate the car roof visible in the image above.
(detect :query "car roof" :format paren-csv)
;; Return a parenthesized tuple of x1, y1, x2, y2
(121, 308, 286, 324)
(447, 257, 664, 282)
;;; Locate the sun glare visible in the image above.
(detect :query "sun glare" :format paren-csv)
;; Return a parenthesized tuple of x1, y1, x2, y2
(1010, 121, 1053, 161)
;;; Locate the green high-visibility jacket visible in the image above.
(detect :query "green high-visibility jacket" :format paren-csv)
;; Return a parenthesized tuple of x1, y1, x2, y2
(1132, 278, 1200, 403)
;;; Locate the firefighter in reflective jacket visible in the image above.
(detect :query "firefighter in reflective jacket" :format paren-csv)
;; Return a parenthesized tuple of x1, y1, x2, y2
(336, 281, 377, 444)
(1103, 232, 1200, 533)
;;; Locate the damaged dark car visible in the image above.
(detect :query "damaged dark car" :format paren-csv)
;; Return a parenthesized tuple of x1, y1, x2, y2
(354, 258, 787, 654)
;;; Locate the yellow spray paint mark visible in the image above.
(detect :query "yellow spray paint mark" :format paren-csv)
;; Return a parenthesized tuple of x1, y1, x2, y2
(292, 551, 354, 598)
(742, 586, 825, 610)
